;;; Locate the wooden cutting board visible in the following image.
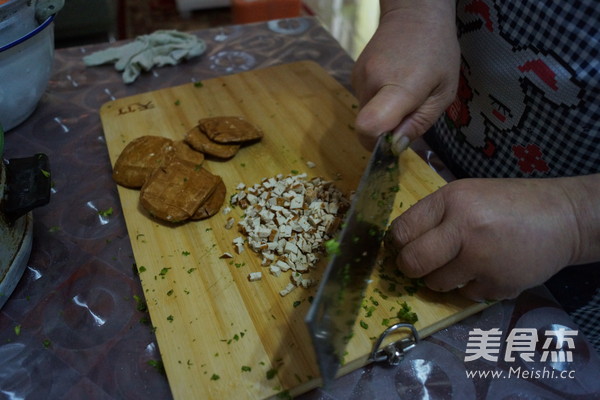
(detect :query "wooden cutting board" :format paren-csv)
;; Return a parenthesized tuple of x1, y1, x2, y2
(100, 61, 488, 399)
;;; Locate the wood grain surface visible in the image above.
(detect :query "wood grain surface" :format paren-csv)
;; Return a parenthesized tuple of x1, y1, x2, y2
(100, 61, 488, 399)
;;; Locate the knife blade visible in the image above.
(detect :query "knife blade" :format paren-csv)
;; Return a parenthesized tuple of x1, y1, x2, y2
(305, 132, 402, 386)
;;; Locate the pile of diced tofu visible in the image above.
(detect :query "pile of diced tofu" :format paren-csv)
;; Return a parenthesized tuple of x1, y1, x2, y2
(230, 173, 349, 295)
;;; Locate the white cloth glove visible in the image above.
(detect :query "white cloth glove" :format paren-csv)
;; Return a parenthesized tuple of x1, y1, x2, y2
(83, 30, 207, 84)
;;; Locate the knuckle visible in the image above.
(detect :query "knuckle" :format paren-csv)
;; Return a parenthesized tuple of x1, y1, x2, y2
(361, 55, 387, 78)
(423, 275, 445, 292)
(423, 274, 458, 293)
(458, 285, 486, 303)
(398, 245, 429, 278)
(389, 217, 412, 246)
(459, 281, 520, 303)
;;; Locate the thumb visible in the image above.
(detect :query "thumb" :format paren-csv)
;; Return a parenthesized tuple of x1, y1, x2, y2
(354, 84, 428, 150)
(391, 97, 448, 144)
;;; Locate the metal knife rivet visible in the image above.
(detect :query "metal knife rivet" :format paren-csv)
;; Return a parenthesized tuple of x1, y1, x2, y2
(370, 322, 419, 366)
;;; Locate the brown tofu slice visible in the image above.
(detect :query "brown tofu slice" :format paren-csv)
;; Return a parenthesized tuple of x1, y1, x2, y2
(198, 116, 264, 144)
(192, 178, 226, 220)
(184, 125, 240, 159)
(112, 136, 174, 188)
(139, 160, 220, 223)
(172, 140, 205, 166)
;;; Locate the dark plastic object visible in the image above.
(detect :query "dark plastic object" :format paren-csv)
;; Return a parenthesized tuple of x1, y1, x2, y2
(3, 153, 51, 220)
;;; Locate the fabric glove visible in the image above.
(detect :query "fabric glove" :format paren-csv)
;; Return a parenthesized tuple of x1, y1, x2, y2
(83, 30, 207, 84)
(35, 0, 65, 22)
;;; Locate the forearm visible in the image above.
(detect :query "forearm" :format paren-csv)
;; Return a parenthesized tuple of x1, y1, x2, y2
(379, 0, 456, 21)
(378, 0, 457, 42)
(560, 173, 600, 265)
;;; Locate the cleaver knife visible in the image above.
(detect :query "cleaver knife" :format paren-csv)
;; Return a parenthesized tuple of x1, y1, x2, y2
(305, 132, 403, 387)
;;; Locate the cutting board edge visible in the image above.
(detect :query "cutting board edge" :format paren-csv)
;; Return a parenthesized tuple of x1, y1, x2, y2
(329, 300, 491, 379)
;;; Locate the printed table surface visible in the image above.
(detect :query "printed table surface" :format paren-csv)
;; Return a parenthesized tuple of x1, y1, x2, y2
(0, 17, 598, 400)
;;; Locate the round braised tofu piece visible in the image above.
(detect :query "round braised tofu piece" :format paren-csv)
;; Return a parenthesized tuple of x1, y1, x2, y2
(184, 125, 240, 159)
(112, 135, 174, 188)
(113, 116, 263, 223)
(197, 116, 264, 143)
(139, 160, 221, 223)
(172, 140, 205, 166)
(192, 178, 226, 220)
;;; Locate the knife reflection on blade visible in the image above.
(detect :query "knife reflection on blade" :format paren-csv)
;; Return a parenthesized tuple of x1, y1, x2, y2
(305, 132, 404, 387)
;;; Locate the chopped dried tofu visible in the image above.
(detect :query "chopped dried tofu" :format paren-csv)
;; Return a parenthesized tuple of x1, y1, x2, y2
(233, 236, 245, 254)
(225, 217, 235, 229)
(231, 173, 349, 290)
(248, 272, 262, 281)
(279, 282, 296, 296)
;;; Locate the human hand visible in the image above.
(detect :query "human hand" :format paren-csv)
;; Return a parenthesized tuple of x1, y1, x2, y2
(352, 0, 461, 151)
(385, 178, 585, 301)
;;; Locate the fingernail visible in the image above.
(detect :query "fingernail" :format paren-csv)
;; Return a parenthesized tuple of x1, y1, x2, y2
(392, 134, 409, 156)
